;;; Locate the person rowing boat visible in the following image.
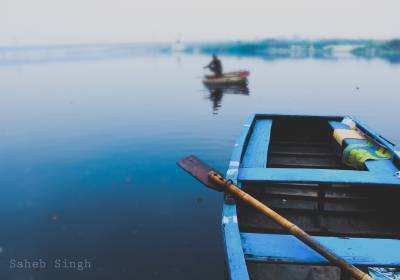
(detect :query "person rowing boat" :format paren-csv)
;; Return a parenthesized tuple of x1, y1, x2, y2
(204, 54, 223, 77)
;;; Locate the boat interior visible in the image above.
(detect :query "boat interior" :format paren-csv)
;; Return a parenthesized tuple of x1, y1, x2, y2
(234, 116, 400, 279)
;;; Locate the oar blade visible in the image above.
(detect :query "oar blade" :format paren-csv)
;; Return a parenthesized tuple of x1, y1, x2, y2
(177, 155, 224, 192)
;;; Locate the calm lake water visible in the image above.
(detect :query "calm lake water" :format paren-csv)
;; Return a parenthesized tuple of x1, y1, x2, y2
(0, 51, 399, 279)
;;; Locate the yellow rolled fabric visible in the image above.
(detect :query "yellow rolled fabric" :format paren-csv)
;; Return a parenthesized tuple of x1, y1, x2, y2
(333, 128, 366, 146)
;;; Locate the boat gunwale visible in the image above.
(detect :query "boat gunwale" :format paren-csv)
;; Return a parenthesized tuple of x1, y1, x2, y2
(222, 113, 255, 280)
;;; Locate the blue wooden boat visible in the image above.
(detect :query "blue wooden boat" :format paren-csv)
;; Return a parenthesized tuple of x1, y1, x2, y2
(223, 114, 400, 280)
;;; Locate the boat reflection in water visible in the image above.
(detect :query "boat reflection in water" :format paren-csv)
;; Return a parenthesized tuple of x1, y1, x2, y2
(202, 70, 250, 114)
(204, 83, 250, 114)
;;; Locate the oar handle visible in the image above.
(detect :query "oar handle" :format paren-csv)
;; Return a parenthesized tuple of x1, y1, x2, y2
(208, 171, 373, 280)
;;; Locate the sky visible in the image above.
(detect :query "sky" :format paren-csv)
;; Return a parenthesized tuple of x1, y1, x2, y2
(1, 0, 399, 45)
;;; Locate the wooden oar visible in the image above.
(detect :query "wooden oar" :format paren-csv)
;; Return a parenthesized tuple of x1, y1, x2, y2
(177, 155, 373, 280)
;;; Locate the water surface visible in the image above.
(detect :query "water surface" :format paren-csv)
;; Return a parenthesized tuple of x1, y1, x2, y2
(0, 52, 399, 279)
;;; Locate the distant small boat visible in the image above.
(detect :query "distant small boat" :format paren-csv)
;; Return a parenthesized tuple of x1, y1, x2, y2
(220, 114, 400, 279)
(203, 70, 250, 86)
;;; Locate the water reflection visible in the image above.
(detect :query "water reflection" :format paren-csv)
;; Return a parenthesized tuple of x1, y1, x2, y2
(204, 84, 249, 114)
(0, 53, 399, 280)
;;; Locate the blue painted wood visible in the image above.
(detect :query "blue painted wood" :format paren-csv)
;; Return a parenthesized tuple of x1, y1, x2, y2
(229, 114, 255, 170)
(241, 233, 400, 266)
(328, 121, 351, 130)
(254, 113, 344, 120)
(223, 114, 400, 279)
(221, 114, 255, 280)
(238, 168, 400, 186)
(241, 120, 273, 168)
(365, 159, 398, 174)
(222, 204, 249, 280)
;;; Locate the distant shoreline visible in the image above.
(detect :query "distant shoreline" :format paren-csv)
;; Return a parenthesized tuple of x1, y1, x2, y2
(175, 39, 400, 63)
(0, 39, 399, 65)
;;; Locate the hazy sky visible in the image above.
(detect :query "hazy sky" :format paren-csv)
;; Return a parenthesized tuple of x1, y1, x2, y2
(1, 0, 399, 45)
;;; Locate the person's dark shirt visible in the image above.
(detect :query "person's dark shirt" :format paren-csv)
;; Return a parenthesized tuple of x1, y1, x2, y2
(206, 57, 223, 76)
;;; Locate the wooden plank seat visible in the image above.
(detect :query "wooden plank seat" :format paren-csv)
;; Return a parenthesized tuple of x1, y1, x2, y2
(241, 119, 273, 168)
(241, 232, 400, 267)
(238, 168, 400, 186)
